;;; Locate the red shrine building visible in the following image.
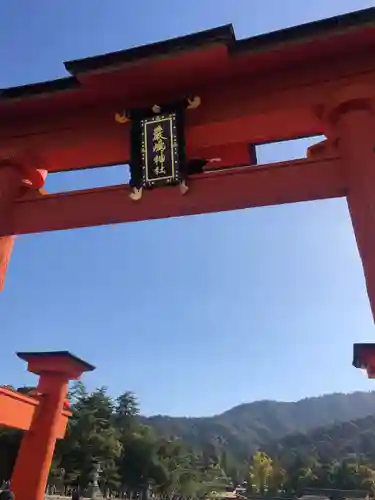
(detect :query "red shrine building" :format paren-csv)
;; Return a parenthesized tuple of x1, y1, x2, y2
(3, 8, 375, 497)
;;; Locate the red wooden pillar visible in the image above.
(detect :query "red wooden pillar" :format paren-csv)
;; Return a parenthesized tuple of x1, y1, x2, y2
(0, 162, 48, 291)
(11, 351, 95, 500)
(0, 164, 23, 291)
(325, 91, 375, 320)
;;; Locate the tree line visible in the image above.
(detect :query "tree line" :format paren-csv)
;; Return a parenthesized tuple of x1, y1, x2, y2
(0, 383, 235, 498)
(246, 450, 375, 497)
(1, 383, 375, 498)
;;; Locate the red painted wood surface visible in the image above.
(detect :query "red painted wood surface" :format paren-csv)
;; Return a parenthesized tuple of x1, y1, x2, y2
(11, 352, 94, 500)
(0, 387, 69, 439)
(0, 157, 342, 236)
(0, 12, 375, 314)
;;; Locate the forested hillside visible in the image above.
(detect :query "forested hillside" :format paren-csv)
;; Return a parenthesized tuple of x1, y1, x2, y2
(2, 386, 375, 496)
(143, 392, 375, 460)
(267, 414, 375, 465)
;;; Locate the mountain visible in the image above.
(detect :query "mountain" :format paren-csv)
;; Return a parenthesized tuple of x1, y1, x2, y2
(143, 392, 375, 460)
(268, 413, 375, 464)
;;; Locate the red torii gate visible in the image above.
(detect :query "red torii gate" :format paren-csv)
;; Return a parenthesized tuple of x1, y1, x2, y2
(1, 9, 375, 315)
(0, 351, 94, 500)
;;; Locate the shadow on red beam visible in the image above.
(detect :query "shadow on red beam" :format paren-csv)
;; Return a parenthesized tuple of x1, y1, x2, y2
(3, 157, 344, 236)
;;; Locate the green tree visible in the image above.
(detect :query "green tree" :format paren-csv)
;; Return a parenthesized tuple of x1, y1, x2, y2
(56, 386, 122, 488)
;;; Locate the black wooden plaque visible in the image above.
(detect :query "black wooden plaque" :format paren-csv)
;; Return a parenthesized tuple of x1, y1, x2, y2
(140, 112, 180, 187)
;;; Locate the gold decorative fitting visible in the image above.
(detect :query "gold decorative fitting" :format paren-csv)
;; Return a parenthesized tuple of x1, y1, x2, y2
(115, 112, 129, 124)
(187, 96, 201, 110)
(151, 104, 162, 114)
(179, 181, 189, 195)
(129, 187, 143, 201)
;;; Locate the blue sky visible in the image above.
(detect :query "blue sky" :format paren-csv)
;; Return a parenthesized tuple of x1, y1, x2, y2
(1, 0, 375, 417)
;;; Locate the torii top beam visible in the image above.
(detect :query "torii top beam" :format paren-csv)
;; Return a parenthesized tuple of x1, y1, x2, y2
(1, 7, 375, 174)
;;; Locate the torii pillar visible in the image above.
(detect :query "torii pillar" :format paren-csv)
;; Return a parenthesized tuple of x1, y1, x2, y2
(0, 160, 47, 291)
(11, 351, 95, 500)
(0, 164, 23, 291)
(322, 86, 375, 321)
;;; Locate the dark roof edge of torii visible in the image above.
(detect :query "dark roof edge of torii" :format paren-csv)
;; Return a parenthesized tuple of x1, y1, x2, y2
(1, 7, 375, 101)
(65, 7, 375, 75)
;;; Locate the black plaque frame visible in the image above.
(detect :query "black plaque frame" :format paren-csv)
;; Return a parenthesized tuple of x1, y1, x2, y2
(140, 112, 180, 188)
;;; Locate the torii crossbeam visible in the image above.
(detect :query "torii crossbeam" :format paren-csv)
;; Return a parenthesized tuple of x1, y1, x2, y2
(1, 8, 375, 321)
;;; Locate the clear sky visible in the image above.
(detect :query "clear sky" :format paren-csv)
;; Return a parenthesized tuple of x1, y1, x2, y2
(1, 0, 375, 417)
